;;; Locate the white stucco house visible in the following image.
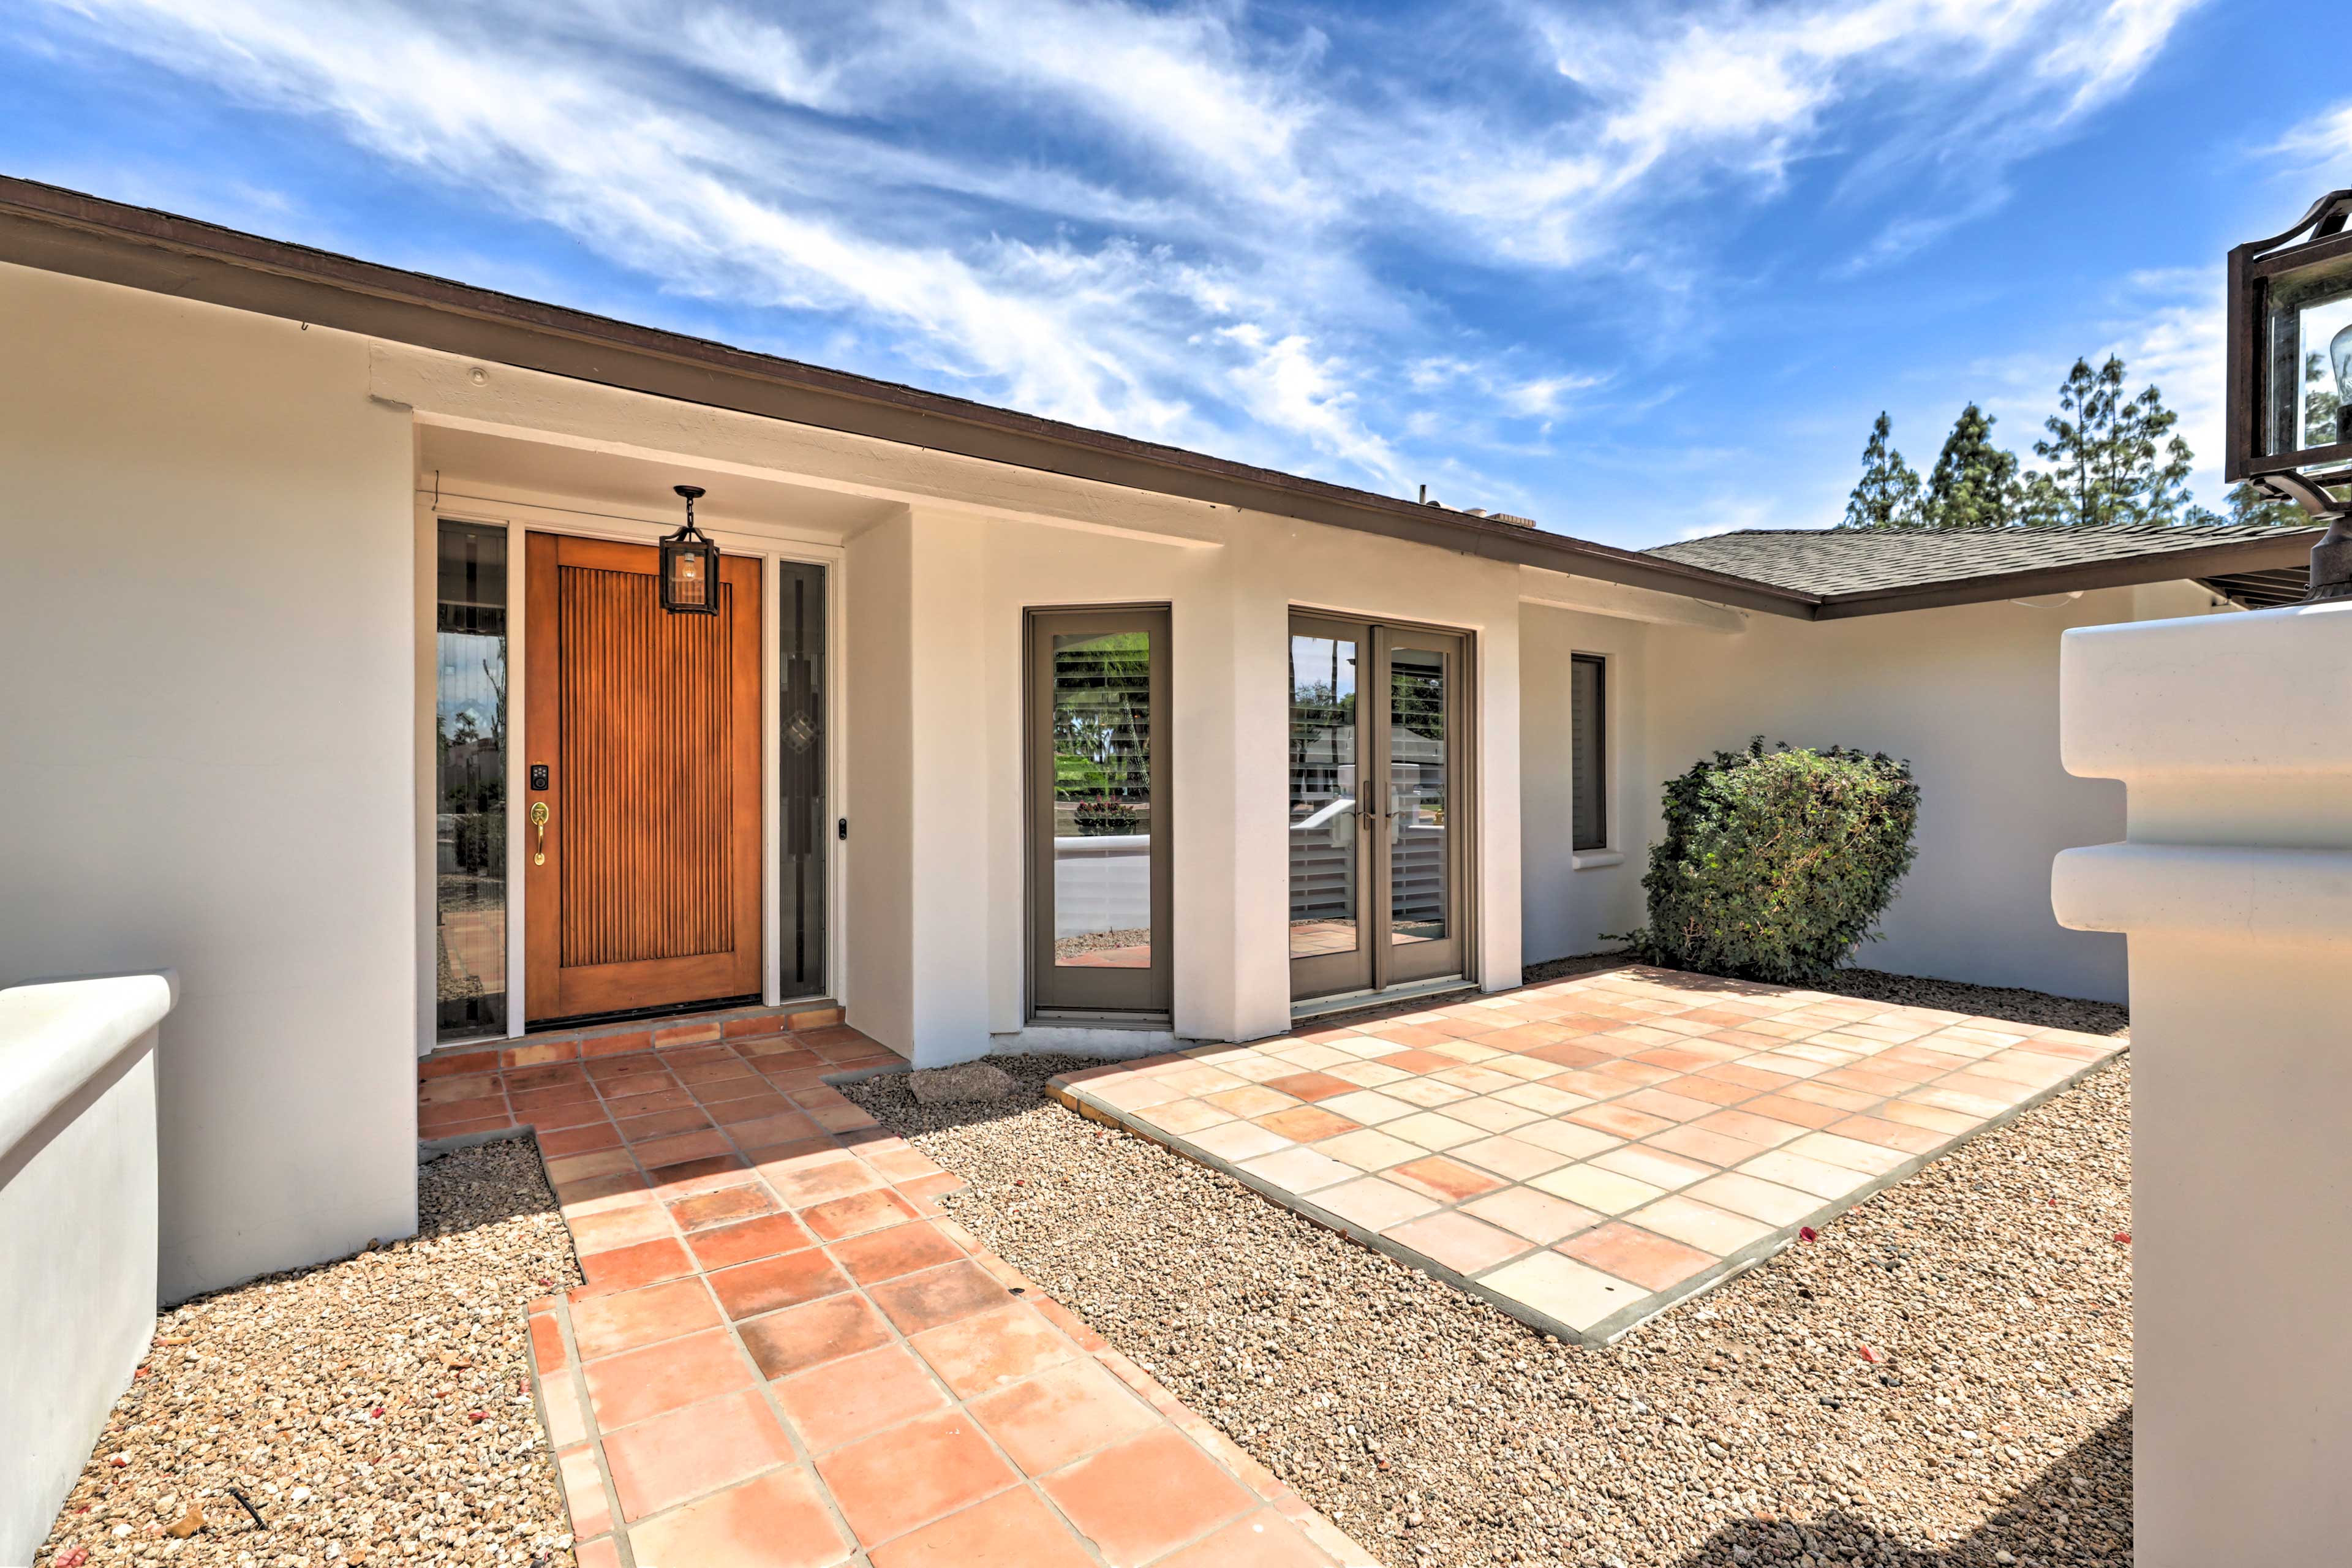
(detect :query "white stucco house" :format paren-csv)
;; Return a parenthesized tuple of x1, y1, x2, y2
(0, 176, 2320, 1299)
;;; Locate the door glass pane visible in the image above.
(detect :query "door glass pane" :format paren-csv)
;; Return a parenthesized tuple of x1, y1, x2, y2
(1389, 644, 1448, 946)
(1051, 630, 1153, 968)
(778, 562, 827, 1000)
(435, 522, 508, 1038)
(1289, 634, 1360, 959)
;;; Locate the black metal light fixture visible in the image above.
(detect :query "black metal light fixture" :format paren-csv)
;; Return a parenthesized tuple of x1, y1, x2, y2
(660, 484, 721, 614)
(2226, 190, 2352, 600)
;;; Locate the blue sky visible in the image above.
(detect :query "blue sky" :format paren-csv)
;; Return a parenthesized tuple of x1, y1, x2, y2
(6, 1, 2345, 548)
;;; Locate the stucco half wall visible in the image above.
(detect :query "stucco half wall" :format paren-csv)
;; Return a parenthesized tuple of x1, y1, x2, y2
(1516, 579, 2225, 1005)
(0, 261, 418, 1299)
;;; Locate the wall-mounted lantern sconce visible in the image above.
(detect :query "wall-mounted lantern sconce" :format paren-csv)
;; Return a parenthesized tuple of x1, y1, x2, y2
(661, 484, 721, 614)
(2226, 190, 2352, 600)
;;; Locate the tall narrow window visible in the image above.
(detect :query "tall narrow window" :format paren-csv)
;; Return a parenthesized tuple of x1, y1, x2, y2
(1570, 654, 1607, 853)
(436, 521, 508, 1039)
(778, 561, 827, 1000)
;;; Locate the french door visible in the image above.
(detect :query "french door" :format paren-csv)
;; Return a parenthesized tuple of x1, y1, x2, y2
(1287, 613, 1471, 1004)
(524, 533, 764, 1022)
(1028, 606, 1172, 1019)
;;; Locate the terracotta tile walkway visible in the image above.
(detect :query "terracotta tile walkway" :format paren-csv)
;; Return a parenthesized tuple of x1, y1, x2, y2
(419, 1023, 1371, 1568)
(1053, 965, 2125, 1344)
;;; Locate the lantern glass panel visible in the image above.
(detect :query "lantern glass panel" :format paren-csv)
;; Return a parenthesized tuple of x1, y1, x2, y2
(2264, 251, 2352, 457)
(665, 540, 714, 611)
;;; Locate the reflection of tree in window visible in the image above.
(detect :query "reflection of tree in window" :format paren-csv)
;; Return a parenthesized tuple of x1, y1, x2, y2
(1053, 631, 1150, 837)
(1289, 636, 1357, 818)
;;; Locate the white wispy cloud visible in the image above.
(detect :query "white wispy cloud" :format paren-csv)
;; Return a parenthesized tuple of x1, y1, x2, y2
(31, 0, 2201, 511)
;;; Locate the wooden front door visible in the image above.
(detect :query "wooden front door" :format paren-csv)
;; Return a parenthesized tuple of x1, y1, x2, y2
(524, 533, 763, 1022)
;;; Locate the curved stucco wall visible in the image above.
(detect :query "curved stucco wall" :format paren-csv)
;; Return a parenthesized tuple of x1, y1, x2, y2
(0, 974, 174, 1565)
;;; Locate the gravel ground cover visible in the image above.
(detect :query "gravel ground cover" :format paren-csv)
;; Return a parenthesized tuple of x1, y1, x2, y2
(36, 1139, 584, 1567)
(844, 1005, 2133, 1568)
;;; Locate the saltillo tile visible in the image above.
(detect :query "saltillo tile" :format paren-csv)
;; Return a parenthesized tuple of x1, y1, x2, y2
(688, 1211, 820, 1272)
(1039, 1427, 1257, 1568)
(967, 1357, 1163, 1475)
(1528, 1163, 1664, 1216)
(669, 1183, 780, 1232)
(910, 1303, 1079, 1399)
(1237, 1145, 1362, 1195)
(739, 1294, 895, 1382)
(1458, 1186, 1604, 1245)
(1475, 1251, 1637, 1333)
(815, 1409, 1019, 1547)
(576, 1237, 699, 1297)
(580, 1328, 752, 1428)
(625, 1466, 851, 1568)
(865, 1486, 1102, 1568)
(868, 1259, 1018, 1336)
(603, 1385, 796, 1521)
(1381, 1210, 1530, 1276)
(829, 1219, 968, 1285)
(1625, 1194, 1777, 1256)
(570, 1276, 723, 1360)
(1556, 1222, 1716, 1292)
(772, 1341, 955, 1453)
(801, 1186, 922, 1242)
(708, 1249, 853, 1321)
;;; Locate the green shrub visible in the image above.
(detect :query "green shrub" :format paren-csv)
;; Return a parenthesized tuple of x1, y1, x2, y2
(1616, 738, 1920, 984)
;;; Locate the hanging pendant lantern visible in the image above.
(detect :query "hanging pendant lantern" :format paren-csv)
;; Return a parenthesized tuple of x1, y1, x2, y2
(661, 484, 721, 614)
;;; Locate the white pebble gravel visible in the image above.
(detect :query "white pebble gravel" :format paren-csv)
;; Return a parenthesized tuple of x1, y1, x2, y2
(35, 1138, 584, 1567)
(846, 978, 2133, 1568)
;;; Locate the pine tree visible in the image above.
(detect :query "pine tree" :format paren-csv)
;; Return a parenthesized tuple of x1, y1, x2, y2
(1841, 412, 1924, 529)
(1922, 402, 2017, 527)
(2014, 355, 2204, 526)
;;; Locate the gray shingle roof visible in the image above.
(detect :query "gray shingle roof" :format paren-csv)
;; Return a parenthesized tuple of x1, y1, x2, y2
(1645, 524, 2313, 597)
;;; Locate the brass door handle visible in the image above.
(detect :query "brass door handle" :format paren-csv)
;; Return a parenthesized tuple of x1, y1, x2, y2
(530, 801, 549, 865)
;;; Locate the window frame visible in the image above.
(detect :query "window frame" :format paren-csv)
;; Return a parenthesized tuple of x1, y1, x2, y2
(1570, 652, 1608, 854)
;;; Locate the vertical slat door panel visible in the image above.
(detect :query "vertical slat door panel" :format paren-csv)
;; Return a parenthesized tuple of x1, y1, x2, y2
(525, 533, 763, 1022)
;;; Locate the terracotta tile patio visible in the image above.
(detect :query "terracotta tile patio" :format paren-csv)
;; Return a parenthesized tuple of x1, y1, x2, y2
(420, 1022, 1371, 1568)
(1052, 964, 2125, 1343)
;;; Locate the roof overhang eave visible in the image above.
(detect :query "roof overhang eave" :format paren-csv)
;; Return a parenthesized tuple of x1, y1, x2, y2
(1808, 531, 2326, 620)
(0, 178, 1822, 618)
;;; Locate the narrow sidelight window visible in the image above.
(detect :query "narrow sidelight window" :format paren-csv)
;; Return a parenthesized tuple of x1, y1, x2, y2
(435, 521, 508, 1039)
(777, 561, 827, 1001)
(1570, 654, 1607, 853)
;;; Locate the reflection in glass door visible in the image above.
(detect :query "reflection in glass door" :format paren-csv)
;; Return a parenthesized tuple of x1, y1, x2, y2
(1287, 617, 1372, 998)
(435, 521, 508, 1039)
(1289, 614, 1469, 1004)
(1028, 606, 1172, 1017)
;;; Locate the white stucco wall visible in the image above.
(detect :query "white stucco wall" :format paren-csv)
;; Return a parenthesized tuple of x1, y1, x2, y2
(845, 500, 1528, 1067)
(1518, 603, 1652, 963)
(0, 263, 418, 1300)
(1627, 580, 2226, 1003)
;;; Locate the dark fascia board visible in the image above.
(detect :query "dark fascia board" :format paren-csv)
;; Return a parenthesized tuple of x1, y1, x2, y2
(0, 175, 1819, 619)
(1809, 530, 2324, 619)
